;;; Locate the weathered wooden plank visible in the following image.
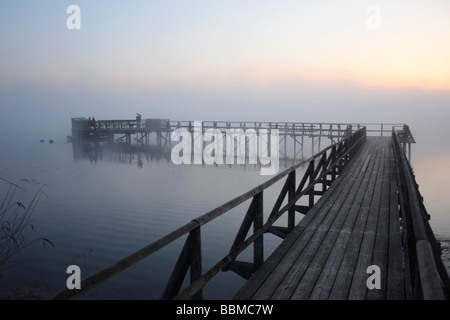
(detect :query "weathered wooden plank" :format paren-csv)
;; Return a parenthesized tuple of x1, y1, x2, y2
(234, 137, 414, 300)
(416, 240, 446, 299)
(249, 138, 372, 299)
(328, 138, 383, 299)
(366, 139, 390, 300)
(233, 133, 367, 299)
(233, 162, 348, 299)
(242, 190, 340, 299)
(347, 137, 387, 299)
(226, 261, 255, 279)
(288, 138, 378, 300)
(308, 138, 379, 299)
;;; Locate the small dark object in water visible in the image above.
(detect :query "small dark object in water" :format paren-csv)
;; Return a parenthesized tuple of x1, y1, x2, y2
(49, 140, 54, 144)
(40, 139, 45, 143)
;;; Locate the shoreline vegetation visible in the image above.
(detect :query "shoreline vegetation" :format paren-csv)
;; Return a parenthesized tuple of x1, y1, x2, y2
(0, 177, 54, 297)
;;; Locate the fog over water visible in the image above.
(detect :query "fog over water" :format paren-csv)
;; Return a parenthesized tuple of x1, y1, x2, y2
(0, 82, 449, 298)
(1, 1, 450, 299)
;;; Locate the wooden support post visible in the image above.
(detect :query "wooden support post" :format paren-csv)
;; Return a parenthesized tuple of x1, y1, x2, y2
(157, 131, 162, 147)
(408, 143, 412, 162)
(331, 146, 337, 181)
(190, 227, 202, 300)
(161, 234, 193, 300)
(293, 136, 297, 162)
(301, 133, 304, 159)
(161, 227, 202, 300)
(322, 152, 327, 194)
(284, 122, 287, 160)
(318, 124, 322, 151)
(288, 171, 296, 230)
(253, 192, 264, 268)
(225, 191, 264, 277)
(309, 159, 315, 208)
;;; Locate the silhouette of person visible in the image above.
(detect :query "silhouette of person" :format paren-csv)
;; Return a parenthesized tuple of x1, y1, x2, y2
(136, 113, 142, 128)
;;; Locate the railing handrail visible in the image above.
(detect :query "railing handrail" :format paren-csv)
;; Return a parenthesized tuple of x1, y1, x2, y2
(73, 118, 406, 137)
(50, 126, 367, 300)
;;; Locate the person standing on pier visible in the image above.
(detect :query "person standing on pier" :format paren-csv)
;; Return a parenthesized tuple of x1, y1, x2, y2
(136, 113, 142, 128)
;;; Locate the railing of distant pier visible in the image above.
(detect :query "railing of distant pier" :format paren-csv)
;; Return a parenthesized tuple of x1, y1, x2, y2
(49, 126, 367, 300)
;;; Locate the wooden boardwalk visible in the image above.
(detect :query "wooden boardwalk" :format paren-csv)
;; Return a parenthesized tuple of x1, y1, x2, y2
(234, 136, 405, 300)
(52, 124, 448, 300)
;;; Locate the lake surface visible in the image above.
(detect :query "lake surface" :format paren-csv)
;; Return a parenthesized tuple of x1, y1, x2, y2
(0, 132, 449, 299)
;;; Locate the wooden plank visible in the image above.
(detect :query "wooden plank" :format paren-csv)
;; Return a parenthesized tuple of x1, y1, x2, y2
(239, 138, 372, 299)
(233, 134, 367, 299)
(233, 154, 353, 299)
(234, 136, 413, 300)
(347, 137, 387, 299)
(258, 138, 372, 300)
(328, 138, 383, 299)
(238, 184, 342, 299)
(308, 138, 379, 299)
(366, 138, 390, 300)
(288, 138, 379, 300)
(416, 240, 446, 299)
(232, 186, 336, 299)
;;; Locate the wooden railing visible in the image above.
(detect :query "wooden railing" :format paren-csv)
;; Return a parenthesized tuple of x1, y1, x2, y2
(392, 126, 450, 299)
(50, 127, 366, 300)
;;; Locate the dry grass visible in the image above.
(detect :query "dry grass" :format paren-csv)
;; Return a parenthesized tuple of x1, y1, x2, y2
(0, 178, 54, 275)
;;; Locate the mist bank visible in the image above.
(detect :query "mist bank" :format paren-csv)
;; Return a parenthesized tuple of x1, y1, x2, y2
(0, 80, 449, 153)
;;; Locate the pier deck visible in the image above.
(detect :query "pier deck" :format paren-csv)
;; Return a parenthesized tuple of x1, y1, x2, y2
(234, 137, 405, 299)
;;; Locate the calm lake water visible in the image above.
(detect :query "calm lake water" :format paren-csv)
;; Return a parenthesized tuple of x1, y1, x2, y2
(0, 132, 449, 299)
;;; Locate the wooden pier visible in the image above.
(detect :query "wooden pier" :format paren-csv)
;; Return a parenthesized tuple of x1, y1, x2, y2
(70, 118, 356, 160)
(235, 136, 407, 299)
(70, 118, 413, 164)
(52, 122, 449, 300)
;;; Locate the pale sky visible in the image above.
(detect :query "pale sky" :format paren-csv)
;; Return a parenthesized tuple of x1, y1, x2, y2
(0, 0, 450, 145)
(2, 1, 450, 89)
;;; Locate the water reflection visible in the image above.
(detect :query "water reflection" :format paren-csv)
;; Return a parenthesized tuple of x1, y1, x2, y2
(71, 139, 172, 167)
(70, 137, 316, 170)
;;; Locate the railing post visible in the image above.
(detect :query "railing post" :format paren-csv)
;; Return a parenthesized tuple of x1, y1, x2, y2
(288, 171, 296, 230)
(254, 192, 264, 268)
(161, 226, 202, 300)
(190, 227, 202, 300)
(322, 152, 327, 194)
(331, 145, 337, 181)
(225, 190, 264, 278)
(309, 159, 315, 209)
